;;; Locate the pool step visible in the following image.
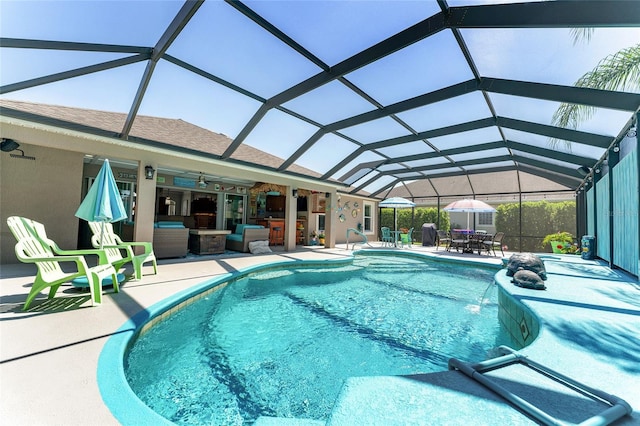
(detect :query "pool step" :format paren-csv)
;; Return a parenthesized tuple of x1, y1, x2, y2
(327, 347, 633, 425)
(326, 372, 535, 425)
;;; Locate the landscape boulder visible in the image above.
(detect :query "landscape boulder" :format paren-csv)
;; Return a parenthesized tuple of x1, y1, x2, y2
(506, 252, 547, 280)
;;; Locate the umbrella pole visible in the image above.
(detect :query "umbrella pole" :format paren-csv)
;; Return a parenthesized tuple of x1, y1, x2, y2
(100, 221, 105, 249)
(394, 209, 397, 232)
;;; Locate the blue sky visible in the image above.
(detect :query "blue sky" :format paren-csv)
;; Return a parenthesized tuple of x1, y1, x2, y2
(1, 0, 639, 192)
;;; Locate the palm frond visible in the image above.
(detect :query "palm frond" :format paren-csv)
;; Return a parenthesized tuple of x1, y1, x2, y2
(550, 44, 640, 149)
(570, 28, 594, 45)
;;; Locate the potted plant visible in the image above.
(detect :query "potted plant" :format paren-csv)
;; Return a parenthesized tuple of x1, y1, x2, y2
(309, 231, 319, 246)
(542, 231, 574, 253)
(318, 232, 325, 245)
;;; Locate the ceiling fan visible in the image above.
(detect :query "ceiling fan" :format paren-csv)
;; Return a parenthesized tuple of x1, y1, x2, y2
(197, 174, 210, 189)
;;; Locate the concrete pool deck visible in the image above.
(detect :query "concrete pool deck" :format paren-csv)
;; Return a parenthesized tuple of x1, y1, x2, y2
(1, 244, 638, 425)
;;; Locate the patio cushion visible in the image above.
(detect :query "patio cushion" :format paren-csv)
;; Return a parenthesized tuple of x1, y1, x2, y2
(234, 224, 264, 235)
(155, 221, 185, 228)
(72, 273, 126, 288)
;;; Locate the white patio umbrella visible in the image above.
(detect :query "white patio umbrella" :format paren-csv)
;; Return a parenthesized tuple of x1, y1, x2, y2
(379, 197, 416, 231)
(443, 199, 496, 230)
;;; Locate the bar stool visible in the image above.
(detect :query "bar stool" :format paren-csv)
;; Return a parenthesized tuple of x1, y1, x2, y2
(272, 226, 283, 245)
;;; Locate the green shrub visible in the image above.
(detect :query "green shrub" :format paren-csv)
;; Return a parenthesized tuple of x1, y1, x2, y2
(380, 207, 449, 242)
(495, 200, 576, 252)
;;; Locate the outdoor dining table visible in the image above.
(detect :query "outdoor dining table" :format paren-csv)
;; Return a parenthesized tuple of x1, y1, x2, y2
(390, 230, 403, 247)
(450, 231, 492, 254)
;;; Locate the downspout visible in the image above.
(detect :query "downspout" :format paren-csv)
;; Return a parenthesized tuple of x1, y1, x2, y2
(636, 111, 640, 276)
(607, 145, 620, 269)
(515, 168, 523, 252)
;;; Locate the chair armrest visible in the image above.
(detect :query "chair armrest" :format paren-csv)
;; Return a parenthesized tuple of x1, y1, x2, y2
(48, 241, 109, 265)
(115, 241, 154, 254)
(14, 240, 92, 271)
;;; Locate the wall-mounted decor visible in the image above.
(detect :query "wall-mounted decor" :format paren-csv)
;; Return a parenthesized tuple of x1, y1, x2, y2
(352, 209, 358, 218)
(339, 213, 346, 222)
(214, 184, 220, 191)
(312, 193, 326, 213)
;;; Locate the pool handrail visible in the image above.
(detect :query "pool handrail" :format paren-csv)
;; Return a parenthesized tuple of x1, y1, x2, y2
(448, 346, 632, 426)
(346, 228, 371, 250)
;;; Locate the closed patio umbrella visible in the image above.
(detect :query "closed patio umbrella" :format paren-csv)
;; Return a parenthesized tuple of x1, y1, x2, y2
(75, 159, 127, 248)
(379, 196, 416, 232)
(443, 199, 496, 230)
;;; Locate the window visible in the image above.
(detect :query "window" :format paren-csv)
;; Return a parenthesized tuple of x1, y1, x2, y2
(478, 212, 493, 226)
(224, 194, 245, 231)
(363, 202, 373, 233)
(317, 214, 325, 232)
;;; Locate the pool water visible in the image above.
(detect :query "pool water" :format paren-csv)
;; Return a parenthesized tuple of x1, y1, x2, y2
(125, 255, 509, 424)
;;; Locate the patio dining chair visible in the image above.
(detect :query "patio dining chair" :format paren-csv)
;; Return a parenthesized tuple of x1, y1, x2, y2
(436, 230, 451, 251)
(450, 231, 470, 252)
(399, 227, 414, 248)
(481, 232, 505, 256)
(6, 216, 120, 310)
(88, 221, 157, 280)
(380, 227, 394, 247)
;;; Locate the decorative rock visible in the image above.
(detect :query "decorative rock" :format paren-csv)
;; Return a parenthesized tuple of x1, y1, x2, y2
(511, 269, 546, 290)
(506, 253, 547, 280)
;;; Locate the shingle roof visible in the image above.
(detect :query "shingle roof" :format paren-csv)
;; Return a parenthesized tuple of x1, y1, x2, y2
(0, 99, 324, 179)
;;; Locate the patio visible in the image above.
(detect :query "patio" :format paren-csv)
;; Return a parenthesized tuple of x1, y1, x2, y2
(1, 244, 638, 425)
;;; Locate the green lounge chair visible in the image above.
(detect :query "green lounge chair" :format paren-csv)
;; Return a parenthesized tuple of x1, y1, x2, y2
(88, 221, 157, 280)
(7, 216, 119, 310)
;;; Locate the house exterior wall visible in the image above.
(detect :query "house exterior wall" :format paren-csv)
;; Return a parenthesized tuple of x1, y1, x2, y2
(1, 143, 84, 264)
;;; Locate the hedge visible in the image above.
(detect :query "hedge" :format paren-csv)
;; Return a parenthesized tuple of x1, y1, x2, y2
(379, 200, 575, 251)
(379, 207, 450, 243)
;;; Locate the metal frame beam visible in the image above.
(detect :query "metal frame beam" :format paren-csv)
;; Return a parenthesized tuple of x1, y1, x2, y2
(0, 55, 149, 94)
(0, 38, 151, 54)
(224, 10, 448, 158)
(447, 1, 640, 28)
(120, 0, 204, 139)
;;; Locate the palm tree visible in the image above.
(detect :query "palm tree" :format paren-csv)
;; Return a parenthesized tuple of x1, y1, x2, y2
(551, 29, 640, 148)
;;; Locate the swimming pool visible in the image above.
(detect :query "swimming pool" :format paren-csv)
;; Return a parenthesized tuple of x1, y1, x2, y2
(119, 254, 509, 424)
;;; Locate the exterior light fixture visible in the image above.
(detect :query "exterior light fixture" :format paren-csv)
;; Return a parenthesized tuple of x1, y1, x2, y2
(144, 165, 155, 180)
(1, 138, 36, 160)
(198, 175, 208, 189)
(292, 188, 298, 198)
(325, 192, 330, 198)
(1, 138, 20, 152)
(613, 145, 620, 153)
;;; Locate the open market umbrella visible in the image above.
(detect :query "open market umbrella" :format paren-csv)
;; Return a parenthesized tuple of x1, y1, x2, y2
(443, 199, 496, 230)
(75, 159, 127, 248)
(379, 197, 416, 232)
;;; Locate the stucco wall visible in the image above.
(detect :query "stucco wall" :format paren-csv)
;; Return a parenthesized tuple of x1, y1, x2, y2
(328, 195, 367, 244)
(1, 144, 84, 264)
